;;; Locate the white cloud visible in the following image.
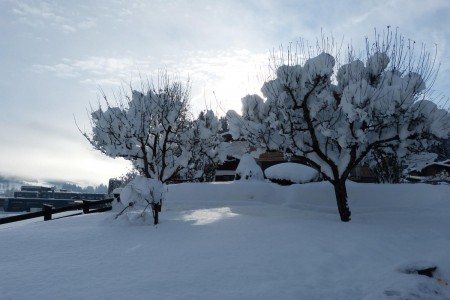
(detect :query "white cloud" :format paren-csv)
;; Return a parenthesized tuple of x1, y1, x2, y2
(61, 24, 76, 33)
(11, 1, 67, 26)
(10, 1, 97, 33)
(32, 49, 269, 114)
(33, 63, 81, 78)
(0, 120, 129, 185)
(78, 19, 97, 30)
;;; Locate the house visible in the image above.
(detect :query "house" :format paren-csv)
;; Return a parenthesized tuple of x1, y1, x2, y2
(215, 133, 379, 182)
(414, 159, 450, 177)
(216, 149, 378, 183)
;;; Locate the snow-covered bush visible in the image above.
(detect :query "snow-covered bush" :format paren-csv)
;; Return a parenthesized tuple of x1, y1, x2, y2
(117, 176, 166, 223)
(234, 154, 264, 181)
(228, 29, 450, 221)
(265, 163, 319, 185)
(120, 176, 165, 208)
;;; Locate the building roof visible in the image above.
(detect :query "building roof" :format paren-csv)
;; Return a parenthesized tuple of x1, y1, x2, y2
(421, 159, 450, 171)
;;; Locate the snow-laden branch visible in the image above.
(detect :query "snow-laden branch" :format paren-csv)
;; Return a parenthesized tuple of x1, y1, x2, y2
(81, 73, 226, 183)
(228, 29, 450, 221)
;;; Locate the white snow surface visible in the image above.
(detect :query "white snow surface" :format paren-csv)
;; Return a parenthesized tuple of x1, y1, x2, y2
(265, 162, 319, 183)
(1, 182, 450, 299)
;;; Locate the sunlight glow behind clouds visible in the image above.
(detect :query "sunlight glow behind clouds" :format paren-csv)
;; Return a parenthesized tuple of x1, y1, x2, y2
(32, 49, 270, 114)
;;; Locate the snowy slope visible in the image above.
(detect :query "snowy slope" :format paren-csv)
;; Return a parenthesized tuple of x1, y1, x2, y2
(0, 182, 449, 300)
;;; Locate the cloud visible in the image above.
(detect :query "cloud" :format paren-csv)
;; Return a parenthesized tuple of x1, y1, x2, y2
(12, 1, 65, 22)
(77, 19, 96, 30)
(25, 121, 80, 142)
(61, 24, 77, 33)
(33, 56, 139, 80)
(0, 119, 129, 185)
(11, 1, 67, 28)
(31, 49, 270, 113)
(10, 1, 97, 33)
(33, 63, 81, 78)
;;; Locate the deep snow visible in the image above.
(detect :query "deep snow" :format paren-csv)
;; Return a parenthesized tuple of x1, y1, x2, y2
(0, 181, 449, 299)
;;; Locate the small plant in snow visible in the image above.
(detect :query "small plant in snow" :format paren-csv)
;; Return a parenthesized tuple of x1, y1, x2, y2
(117, 176, 166, 224)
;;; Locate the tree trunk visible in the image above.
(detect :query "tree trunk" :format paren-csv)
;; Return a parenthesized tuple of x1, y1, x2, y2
(332, 180, 351, 222)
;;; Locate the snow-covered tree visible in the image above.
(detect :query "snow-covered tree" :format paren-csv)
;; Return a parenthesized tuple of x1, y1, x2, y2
(365, 145, 439, 183)
(432, 137, 450, 161)
(81, 73, 224, 183)
(228, 30, 450, 222)
(181, 110, 224, 182)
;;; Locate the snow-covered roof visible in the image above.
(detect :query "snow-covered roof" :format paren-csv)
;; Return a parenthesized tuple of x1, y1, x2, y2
(420, 159, 450, 171)
(441, 159, 450, 165)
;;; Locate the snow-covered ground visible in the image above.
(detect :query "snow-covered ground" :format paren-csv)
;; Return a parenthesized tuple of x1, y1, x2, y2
(1, 181, 449, 299)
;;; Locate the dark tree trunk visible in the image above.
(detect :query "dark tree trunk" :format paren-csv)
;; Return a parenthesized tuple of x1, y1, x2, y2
(332, 180, 351, 222)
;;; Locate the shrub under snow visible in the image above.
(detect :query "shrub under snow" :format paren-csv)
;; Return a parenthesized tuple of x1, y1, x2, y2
(265, 163, 319, 184)
(120, 176, 166, 211)
(234, 154, 264, 181)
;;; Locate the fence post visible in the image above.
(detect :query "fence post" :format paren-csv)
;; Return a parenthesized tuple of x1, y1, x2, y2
(43, 204, 53, 221)
(83, 200, 90, 214)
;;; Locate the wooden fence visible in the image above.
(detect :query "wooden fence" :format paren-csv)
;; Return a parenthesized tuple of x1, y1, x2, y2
(0, 198, 114, 225)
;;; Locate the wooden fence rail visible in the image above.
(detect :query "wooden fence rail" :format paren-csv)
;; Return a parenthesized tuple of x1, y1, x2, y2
(0, 198, 114, 225)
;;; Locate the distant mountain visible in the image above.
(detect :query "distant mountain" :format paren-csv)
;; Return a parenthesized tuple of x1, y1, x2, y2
(0, 175, 107, 195)
(47, 181, 108, 194)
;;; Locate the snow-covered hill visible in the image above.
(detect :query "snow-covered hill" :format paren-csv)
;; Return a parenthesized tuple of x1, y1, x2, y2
(0, 181, 449, 299)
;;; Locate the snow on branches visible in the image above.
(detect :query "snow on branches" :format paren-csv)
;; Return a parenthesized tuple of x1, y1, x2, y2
(228, 30, 450, 221)
(120, 176, 165, 210)
(81, 73, 224, 183)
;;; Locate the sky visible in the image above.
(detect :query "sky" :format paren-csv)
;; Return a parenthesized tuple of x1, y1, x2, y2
(1, 0, 450, 187)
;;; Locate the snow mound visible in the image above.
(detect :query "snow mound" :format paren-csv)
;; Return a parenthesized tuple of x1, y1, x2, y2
(265, 162, 319, 184)
(235, 153, 264, 181)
